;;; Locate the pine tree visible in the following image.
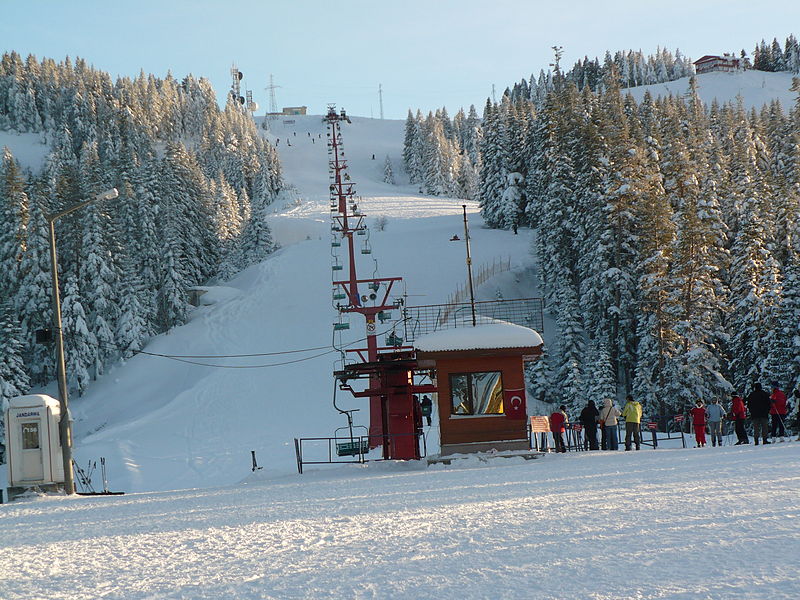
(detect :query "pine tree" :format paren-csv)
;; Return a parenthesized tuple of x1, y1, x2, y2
(383, 155, 395, 185)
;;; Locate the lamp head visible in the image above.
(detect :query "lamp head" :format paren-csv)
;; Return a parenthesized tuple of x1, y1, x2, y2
(97, 188, 119, 201)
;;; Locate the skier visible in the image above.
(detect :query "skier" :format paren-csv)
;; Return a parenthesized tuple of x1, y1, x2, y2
(769, 383, 788, 440)
(689, 400, 707, 447)
(706, 398, 725, 447)
(579, 400, 600, 450)
(730, 391, 749, 445)
(549, 406, 568, 453)
(746, 382, 771, 445)
(621, 395, 642, 451)
(599, 399, 621, 451)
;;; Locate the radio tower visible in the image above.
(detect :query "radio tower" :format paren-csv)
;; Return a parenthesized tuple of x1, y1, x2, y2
(230, 64, 245, 109)
(265, 74, 281, 119)
(378, 83, 384, 120)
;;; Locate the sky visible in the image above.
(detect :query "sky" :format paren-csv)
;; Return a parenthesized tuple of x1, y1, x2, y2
(1, 0, 799, 119)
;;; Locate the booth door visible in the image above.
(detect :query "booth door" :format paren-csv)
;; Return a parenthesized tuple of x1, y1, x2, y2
(20, 421, 44, 481)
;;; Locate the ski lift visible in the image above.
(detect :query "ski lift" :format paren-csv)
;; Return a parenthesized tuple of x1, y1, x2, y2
(356, 227, 366, 236)
(332, 256, 343, 272)
(332, 290, 346, 301)
(333, 410, 369, 457)
(386, 332, 403, 347)
(331, 238, 341, 248)
(378, 310, 392, 323)
(361, 240, 372, 254)
(368, 281, 380, 292)
(333, 316, 350, 331)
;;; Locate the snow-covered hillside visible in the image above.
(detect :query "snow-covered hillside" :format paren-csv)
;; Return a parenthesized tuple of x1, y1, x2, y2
(3, 114, 538, 494)
(626, 69, 797, 111)
(3, 109, 800, 600)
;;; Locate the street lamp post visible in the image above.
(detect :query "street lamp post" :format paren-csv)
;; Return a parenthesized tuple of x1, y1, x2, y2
(46, 187, 119, 495)
(461, 205, 477, 327)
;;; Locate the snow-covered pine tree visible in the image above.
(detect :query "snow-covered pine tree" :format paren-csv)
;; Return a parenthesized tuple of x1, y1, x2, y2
(383, 155, 395, 185)
(60, 273, 96, 395)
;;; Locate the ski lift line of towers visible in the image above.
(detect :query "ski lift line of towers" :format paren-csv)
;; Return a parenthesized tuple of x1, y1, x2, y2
(327, 104, 404, 351)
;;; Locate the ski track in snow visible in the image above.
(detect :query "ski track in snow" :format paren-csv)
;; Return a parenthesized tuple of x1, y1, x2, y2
(1, 446, 798, 599)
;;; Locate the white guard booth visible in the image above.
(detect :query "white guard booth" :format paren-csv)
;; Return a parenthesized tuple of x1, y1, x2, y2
(5, 394, 65, 499)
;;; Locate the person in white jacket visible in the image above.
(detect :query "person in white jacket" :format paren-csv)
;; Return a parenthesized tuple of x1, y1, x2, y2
(599, 399, 622, 451)
(706, 398, 726, 447)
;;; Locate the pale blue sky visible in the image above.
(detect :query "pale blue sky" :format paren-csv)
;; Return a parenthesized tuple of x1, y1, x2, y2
(1, 0, 798, 119)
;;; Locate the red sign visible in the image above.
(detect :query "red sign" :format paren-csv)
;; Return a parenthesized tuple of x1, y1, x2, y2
(674, 415, 684, 422)
(646, 422, 658, 430)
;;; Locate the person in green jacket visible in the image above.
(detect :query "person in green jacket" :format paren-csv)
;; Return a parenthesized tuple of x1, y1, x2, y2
(621, 395, 643, 451)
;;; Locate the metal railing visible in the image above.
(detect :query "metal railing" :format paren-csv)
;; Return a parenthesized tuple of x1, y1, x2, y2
(294, 433, 428, 474)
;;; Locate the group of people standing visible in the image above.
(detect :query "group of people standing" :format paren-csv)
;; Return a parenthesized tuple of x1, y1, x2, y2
(550, 396, 644, 452)
(549, 383, 798, 452)
(693, 383, 797, 447)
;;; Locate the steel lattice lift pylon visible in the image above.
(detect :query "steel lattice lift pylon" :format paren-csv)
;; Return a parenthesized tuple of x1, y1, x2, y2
(325, 105, 434, 460)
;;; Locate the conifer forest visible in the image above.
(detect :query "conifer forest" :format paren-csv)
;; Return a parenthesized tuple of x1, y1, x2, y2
(404, 39, 800, 416)
(0, 52, 282, 407)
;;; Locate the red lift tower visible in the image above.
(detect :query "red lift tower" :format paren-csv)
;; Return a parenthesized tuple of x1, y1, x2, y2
(325, 106, 434, 460)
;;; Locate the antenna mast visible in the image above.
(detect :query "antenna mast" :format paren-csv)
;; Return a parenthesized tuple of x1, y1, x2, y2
(378, 83, 384, 120)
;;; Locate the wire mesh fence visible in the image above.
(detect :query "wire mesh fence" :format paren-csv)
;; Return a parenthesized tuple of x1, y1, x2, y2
(402, 297, 544, 343)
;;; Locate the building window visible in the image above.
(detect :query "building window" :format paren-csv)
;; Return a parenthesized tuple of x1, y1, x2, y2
(21, 422, 40, 450)
(450, 371, 504, 415)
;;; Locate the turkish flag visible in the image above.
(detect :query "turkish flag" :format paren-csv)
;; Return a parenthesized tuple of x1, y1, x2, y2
(504, 388, 527, 420)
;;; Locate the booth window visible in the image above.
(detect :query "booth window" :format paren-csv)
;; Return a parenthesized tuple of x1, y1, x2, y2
(21, 422, 40, 449)
(450, 371, 504, 415)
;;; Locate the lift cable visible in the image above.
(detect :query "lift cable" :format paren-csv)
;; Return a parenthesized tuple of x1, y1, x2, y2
(90, 318, 410, 369)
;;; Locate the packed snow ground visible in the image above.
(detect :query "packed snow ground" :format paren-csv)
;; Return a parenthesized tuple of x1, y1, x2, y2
(2, 445, 798, 599)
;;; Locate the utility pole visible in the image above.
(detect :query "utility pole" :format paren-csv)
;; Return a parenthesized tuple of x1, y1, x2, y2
(266, 74, 281, 118)
(378, 83, 384, 120)
(46, 188, 119, 495)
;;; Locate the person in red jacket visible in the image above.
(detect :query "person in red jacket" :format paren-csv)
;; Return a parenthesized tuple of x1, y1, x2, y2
(689, 400, 707, 448)
(769, 383, 788, 440)
(730, 391, 749, 445)
(550, 406, 568, 453)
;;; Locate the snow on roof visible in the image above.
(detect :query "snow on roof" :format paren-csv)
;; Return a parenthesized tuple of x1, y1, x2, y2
(414, 321, 543, 353)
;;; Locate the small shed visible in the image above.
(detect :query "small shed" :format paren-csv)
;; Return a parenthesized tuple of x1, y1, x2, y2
(415, 322, 543, 455)
(5, 395, 65, 496)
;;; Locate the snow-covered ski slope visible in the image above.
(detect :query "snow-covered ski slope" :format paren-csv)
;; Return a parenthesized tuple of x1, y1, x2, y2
(45, 114, 539, 494)
(626, 69, 797, 111)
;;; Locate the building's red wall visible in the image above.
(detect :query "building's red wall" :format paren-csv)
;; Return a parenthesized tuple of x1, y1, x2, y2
(435, 354, 528, 446)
